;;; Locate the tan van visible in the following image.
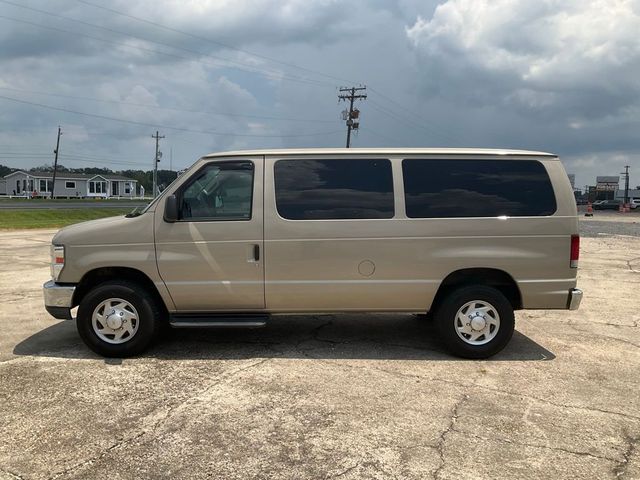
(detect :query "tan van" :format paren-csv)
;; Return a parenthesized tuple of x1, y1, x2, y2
(43, 148, 582, 358)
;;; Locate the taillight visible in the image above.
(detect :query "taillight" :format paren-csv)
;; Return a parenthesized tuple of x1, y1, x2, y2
(570, 235, 580, 268)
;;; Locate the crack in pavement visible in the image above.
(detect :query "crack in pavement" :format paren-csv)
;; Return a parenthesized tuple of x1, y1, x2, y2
(454, 427, 618, 463)
(295, 349, 640, 422)
(325, 462, 359, 479)
(626, 257, 640, 273)
(47, 431, 145, 480)
(145, 357, 275, 438)
(0, 469, 26, 480)
(563, 318, 640, 329)
(565, 322, 640, 349)
(43, 357, 274, 479)
(614, 433, 640, 479)
(297, 316, 444, 356)
(433, 393, 469, 480)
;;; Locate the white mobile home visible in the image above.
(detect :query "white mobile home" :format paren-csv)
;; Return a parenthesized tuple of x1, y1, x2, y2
(3, 171, 138, 198)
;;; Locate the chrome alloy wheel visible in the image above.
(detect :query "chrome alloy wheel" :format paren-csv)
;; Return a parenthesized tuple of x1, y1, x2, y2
(91, 298, 139, 344)
(454, 300, 500, 346)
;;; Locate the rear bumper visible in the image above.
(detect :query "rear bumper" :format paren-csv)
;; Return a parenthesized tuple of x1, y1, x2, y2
(43, 280, 76, 320)
(567, 288, 583, 310)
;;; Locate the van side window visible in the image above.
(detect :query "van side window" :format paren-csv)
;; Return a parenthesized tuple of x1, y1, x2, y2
(179, 161, 254, 221)
(274, 159, 394, 220)
(402, 159, 557, 218)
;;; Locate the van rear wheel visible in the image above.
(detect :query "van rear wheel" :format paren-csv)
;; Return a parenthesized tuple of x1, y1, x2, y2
(76, 281, 162, 357)
(434, 286, 514, 359)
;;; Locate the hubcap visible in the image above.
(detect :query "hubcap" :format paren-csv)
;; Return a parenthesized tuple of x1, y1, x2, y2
(91, 298, 139, 345)
(454, 300, 500, 346)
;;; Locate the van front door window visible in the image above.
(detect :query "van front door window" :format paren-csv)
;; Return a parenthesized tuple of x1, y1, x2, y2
(179, 162, 254, 221)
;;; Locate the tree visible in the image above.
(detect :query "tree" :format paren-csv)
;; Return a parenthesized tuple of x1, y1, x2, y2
(30, 164, 69, 172)
(73, 167, 113, 175)
(121, 170, 152, 192)
(0, 164, 14, 177)
(157, 170, 178, 191)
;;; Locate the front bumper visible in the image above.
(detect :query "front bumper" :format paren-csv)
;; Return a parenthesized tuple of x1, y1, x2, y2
(567, 288, 583, 310)
(43, 280, 76, 319)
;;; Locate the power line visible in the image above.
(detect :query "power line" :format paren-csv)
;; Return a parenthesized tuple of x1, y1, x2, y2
(0, 154, 158, 168)
(0, 94, 342, 138)
(0, 12, 331, 88)
(0, 150, 156, 164)
(73, 0, 438, 132)
(60, 153, 149, 163)
(0, 1, 333, 87)
(0, 86, 338, 124)
(367, 99, 457, 144)
(0, 152, 52, 156)
(72, 0, 448, 138)
(368, 87, 459, 144)
(358, 127, 403, 146)
(74, 0, 354, 86)
(0, 5, 458, 146)
(0, 3, 463, 146)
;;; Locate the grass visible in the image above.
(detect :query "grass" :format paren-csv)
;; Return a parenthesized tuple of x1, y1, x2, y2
(0, 197, 150, 202)
(0, 208, 132, 229)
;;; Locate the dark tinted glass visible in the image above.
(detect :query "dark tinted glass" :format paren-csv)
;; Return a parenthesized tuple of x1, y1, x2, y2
(274, 159, 394, 220)
(402, 159, 557, 218)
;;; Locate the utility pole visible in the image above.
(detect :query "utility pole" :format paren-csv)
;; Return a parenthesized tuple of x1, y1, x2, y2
(621, 165, 630, 205)
(338, 86, 367, 148)
(50, 126, 62, 200)
(151, 131, 164, 197)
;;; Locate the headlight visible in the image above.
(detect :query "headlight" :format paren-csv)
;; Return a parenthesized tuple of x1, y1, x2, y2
(51, 245, 64, 281)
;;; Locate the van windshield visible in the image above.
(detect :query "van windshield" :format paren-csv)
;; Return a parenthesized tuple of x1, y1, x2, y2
(126, 173, 184, 217)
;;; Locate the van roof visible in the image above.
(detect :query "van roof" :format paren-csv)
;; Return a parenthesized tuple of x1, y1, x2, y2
(202, 148, 557, 159)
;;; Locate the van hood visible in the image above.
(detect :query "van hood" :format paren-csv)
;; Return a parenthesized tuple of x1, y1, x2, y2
(52, 211, 155, 246)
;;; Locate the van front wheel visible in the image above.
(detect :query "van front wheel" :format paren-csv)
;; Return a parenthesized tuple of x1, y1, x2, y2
(76, 281, 161, 357)
(434, 286, 514, 359)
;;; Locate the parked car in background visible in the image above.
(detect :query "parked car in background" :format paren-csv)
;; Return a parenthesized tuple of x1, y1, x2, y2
(630, 199, 640, 209)
(594, 199, 622, 210)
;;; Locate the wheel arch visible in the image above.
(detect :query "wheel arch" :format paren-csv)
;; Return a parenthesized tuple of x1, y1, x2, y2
(72, 267, 169, 317)
(431, 268, 522, 312)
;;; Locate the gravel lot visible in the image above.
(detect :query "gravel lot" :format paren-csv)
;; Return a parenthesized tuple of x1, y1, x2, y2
(0, 214, 639, 480)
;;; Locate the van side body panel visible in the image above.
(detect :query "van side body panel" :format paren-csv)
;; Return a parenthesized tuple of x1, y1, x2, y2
(262, 154, 577, 312)
(52, 212, 176, 311)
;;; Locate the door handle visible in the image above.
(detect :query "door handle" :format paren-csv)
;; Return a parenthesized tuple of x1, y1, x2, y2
(253, 244, 260, 262)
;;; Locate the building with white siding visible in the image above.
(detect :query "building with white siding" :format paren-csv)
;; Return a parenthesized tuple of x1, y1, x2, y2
(2, 171, 138, 198)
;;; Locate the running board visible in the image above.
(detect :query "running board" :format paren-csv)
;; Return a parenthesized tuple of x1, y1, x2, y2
(169, 313, 269, 329)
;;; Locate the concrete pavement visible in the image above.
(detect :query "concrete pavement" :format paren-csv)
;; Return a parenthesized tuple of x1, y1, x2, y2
(0, 221, 638, 479)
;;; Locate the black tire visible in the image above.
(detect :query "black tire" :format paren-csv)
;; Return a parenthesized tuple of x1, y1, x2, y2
(414, 312, 434, 322)
(433, 286, 515, 359)
(76, 281, 163, 357)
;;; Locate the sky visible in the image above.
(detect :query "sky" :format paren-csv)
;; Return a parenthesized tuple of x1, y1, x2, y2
(0, 0, 639, 189)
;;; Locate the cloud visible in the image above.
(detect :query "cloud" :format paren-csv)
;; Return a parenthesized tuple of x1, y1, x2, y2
(406, 0, 640, 119)
(0, 0, 637, 190)
(402, 0, 640, 185)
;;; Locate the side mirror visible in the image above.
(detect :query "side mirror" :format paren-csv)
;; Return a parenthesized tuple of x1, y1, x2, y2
(164, 194, 179, 222)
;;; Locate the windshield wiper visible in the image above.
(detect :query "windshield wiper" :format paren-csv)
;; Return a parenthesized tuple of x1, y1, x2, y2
(125, 206, 144, 218)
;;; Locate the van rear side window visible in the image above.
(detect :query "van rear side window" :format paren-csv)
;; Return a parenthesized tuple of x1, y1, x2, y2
(274, 159, 394, 220)
(402, 159, 557, 218)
